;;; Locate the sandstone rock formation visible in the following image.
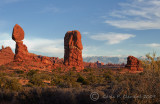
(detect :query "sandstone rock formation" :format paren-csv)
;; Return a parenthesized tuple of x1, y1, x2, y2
(41, 56, 53, 64)
(96, 61, 104, 67)
(125, 56, 143, 71)
(12, 24, 30, 61)
(64, 30, 84, 70)
(0, 46, 14, 65)
(83, 62, 97, 68)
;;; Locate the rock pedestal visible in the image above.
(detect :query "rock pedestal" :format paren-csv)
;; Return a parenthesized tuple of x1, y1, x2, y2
(64, 30, 84, 70)
(125, 56, 143, 71)
(12, 24, 30, 61)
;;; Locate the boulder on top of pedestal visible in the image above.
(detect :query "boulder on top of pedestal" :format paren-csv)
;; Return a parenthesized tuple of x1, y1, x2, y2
(12, 24, 24, 42)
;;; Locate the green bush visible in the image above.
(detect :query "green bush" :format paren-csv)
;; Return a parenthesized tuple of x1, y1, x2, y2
(77, 75, 90, 85)
(0, 77, 22, 91)
(77, 76, 85, 83)
(72, 67, 76, 71)
(29, 74, 45, 86)
(104, 71, 114, 82)
(15, 69, 24, 74)
(83, 68, 93, 72)
(27, 70, 39, 77)
(0, 65, 7, 70)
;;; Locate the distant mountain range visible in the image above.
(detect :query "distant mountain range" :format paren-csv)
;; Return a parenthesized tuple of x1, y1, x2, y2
(83, 56, 146, 64)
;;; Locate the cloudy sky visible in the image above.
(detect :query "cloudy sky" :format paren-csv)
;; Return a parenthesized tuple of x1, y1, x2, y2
(0, 0, 160, 58)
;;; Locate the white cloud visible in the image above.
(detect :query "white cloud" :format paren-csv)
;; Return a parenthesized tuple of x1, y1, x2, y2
(144, 43, 160, 48)
(24, 38, 64, 57)
(0, 33, 64, 57)
(105, 0, 160, 30)
(82, 32, 89, 35)
(90, 33, 135, 44)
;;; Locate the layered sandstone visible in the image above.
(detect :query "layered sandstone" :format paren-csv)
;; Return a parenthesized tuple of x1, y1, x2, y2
(0, 46, 14, 65)
(125, 56, 143, 71)
(64, 30, 84, 70)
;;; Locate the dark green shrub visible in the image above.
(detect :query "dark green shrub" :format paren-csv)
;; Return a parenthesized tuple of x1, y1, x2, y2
(15, 69, 24, 74)
(0, 77, 22, 91)
(56, 67, 62, 72)
(83, 68, 93, 72)
(27, 69, 39, 77)
(77, 76, 85, 83)
(72, 67, 76, 71)
(29, 75, 44, 86)
(104, 71, 114, 81)
(0, 65, 7, 70)
(77, 76, 90, 85)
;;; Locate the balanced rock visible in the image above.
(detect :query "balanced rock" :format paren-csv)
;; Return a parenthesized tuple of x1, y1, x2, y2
(0, 46, 14, 65)
(12, 24, 30, 61)
(64, 30, 84, 70)
(12, 24, 24, 42)
(125, 56, 143, 71)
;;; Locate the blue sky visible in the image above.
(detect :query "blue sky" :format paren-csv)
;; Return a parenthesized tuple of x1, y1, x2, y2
(0, 0, 160, 58)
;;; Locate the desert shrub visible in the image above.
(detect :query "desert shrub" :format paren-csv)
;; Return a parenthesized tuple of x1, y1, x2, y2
(15, 69, 24, 74)
(51, 75, 63, 85)
(83, 68, 93, 72)
(55, 67, 62, 72)
(115, 74, 124, 82)
(16, 88, 105, 104)
(102, 71, 160, 104)
(29, 74, 45, 86)
(27, 69, 39, 77)
(104, 71, 114, 82)
(72, 67, 76, 71)
(51, 72, 80, 88)
(0, 72, 7, 77)
(77, 75, 90, 85)
(0, 90, 16, 103)
(0, 77, 22, 91)
(77, 76, 85, 83)
(142, 52, 160, 72)
(87, 73, 98, 84)
(0, 65, 7, 70)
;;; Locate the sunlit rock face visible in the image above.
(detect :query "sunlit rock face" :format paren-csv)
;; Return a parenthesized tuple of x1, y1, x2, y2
(0, 46, 14, 65)
(12, 24, 30, 61)
(64, 30, 84, 71)
(126, 56, 143, 71)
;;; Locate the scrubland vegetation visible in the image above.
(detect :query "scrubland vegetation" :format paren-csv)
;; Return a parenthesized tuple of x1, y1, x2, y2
(0, 53, 160, 104)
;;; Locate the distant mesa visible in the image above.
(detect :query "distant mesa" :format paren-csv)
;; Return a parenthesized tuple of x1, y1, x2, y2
(125, 56, 143, 71)
(64, 30, 84, 71)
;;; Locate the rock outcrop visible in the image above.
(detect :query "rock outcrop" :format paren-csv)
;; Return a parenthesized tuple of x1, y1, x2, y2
(0, 46, 14, 65)
(125, 56, 143, 71)
(64, 30, 84, 70)
(12, 24, 30, 61)
(83, 62, 97, 68)
(96, 61, 104, 67)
